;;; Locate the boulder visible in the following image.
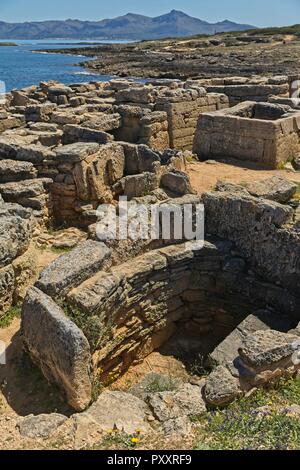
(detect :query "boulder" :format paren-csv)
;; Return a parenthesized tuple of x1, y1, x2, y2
(36, 240, 111, 296)
(160, 170, 193, 196)
(137, 145, 161, 173)
(147, 383, 206, 422)
(17, 414, 67, 439)
(238, 330, 299, 369)
(117, 173, 158, 199)
(246, 177, 297, 203)
(162, 416, 192, 437)
(0, 205, 33, 268)
(211, 311, 292, 369)
(204, 366, 242, 407)
(48, 85, 73, 97)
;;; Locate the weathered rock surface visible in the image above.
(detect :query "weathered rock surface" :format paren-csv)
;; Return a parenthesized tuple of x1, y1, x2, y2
(73, 391, 153, 437)
(21, 287, 92, 411)
(54, 142, 100, 163)
(160, 170, 194, 196)
(147, 383, 206, 422)
(204, 366, 242, 407)
(0, 203, 33, 268)
(36, 241, 111, 296)
(246, 176, 297, 203)
(0, 159, 37, 183)
(17, 414, 67, 439)
(239, 330, 299, 369)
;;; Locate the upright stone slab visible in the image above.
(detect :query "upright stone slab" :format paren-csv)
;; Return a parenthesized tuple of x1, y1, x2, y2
(22, 287, 92, 411)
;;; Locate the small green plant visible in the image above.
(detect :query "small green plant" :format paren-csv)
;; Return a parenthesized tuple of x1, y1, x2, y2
(0, 304, 22, 328)
(50, 246, 73, 255)
(145, 376, 179, 393)
(57, 299, 111, 352)
(89, 430, 142, 450)
(92, 370, 104, 402)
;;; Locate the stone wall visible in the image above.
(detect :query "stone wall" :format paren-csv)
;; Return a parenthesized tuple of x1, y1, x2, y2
(22, 231, 300, 410)
(7, 79, 228, 153)
(114, 106, 170, 151)
(155, 87, 229, 151)
(193, 76, 290, 106)
(193, 101, 300, 168)
(0, 198, 37, 318)
(202, 184, 300, 296)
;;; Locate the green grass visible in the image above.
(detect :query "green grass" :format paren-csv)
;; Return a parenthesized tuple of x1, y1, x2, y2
(0, 305, 21, 328)
(193, 376, 300, 450)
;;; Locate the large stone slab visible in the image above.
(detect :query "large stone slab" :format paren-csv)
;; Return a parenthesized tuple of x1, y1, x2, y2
(54, 142, 100, 163)
(239, 330, 299, 369)
(36, 240, 111, 296)
(0, 160, 37, 183)
(246, 177, 297, 203)
(22, 287, 92, 411)
(0, 179, 52, 200)
(211, 311, 292, 367)
(73, 391, 152, 440)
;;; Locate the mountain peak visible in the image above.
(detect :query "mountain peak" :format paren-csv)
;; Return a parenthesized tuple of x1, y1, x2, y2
(169, 10, 186, 15)
(0, 11, 256, 40)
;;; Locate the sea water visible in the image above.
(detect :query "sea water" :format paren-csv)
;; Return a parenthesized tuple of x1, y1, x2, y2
(0, 39, 128, 91)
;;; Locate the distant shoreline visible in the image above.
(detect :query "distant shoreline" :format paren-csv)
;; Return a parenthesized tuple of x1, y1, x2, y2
(0, 42, 17, 46)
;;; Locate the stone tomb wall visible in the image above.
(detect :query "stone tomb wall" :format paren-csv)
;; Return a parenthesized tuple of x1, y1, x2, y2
(155, 88, 229, 151)
(193, 76, 290, 106)
(202, 184, 300, 296)
(193, 101, 300, 168)
(22, 233, 300, 410)
(0, 198, 38, 318)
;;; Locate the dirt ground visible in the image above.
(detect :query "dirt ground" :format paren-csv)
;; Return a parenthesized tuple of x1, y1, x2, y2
(187, 160, 300, 195)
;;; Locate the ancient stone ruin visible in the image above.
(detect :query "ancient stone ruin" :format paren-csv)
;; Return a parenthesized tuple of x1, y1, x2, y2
(0, 75, 300, 444)
(193, 101, 300, 168)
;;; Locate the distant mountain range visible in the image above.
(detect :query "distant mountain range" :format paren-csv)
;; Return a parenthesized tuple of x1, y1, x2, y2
(0, 10, 255, 40)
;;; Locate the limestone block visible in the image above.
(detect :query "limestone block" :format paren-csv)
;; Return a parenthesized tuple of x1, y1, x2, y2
(22, 287, 92, 411)
(36, 240, 111, 296)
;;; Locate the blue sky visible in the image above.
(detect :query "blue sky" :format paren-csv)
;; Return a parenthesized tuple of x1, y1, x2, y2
(0, 0, 300, 27)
